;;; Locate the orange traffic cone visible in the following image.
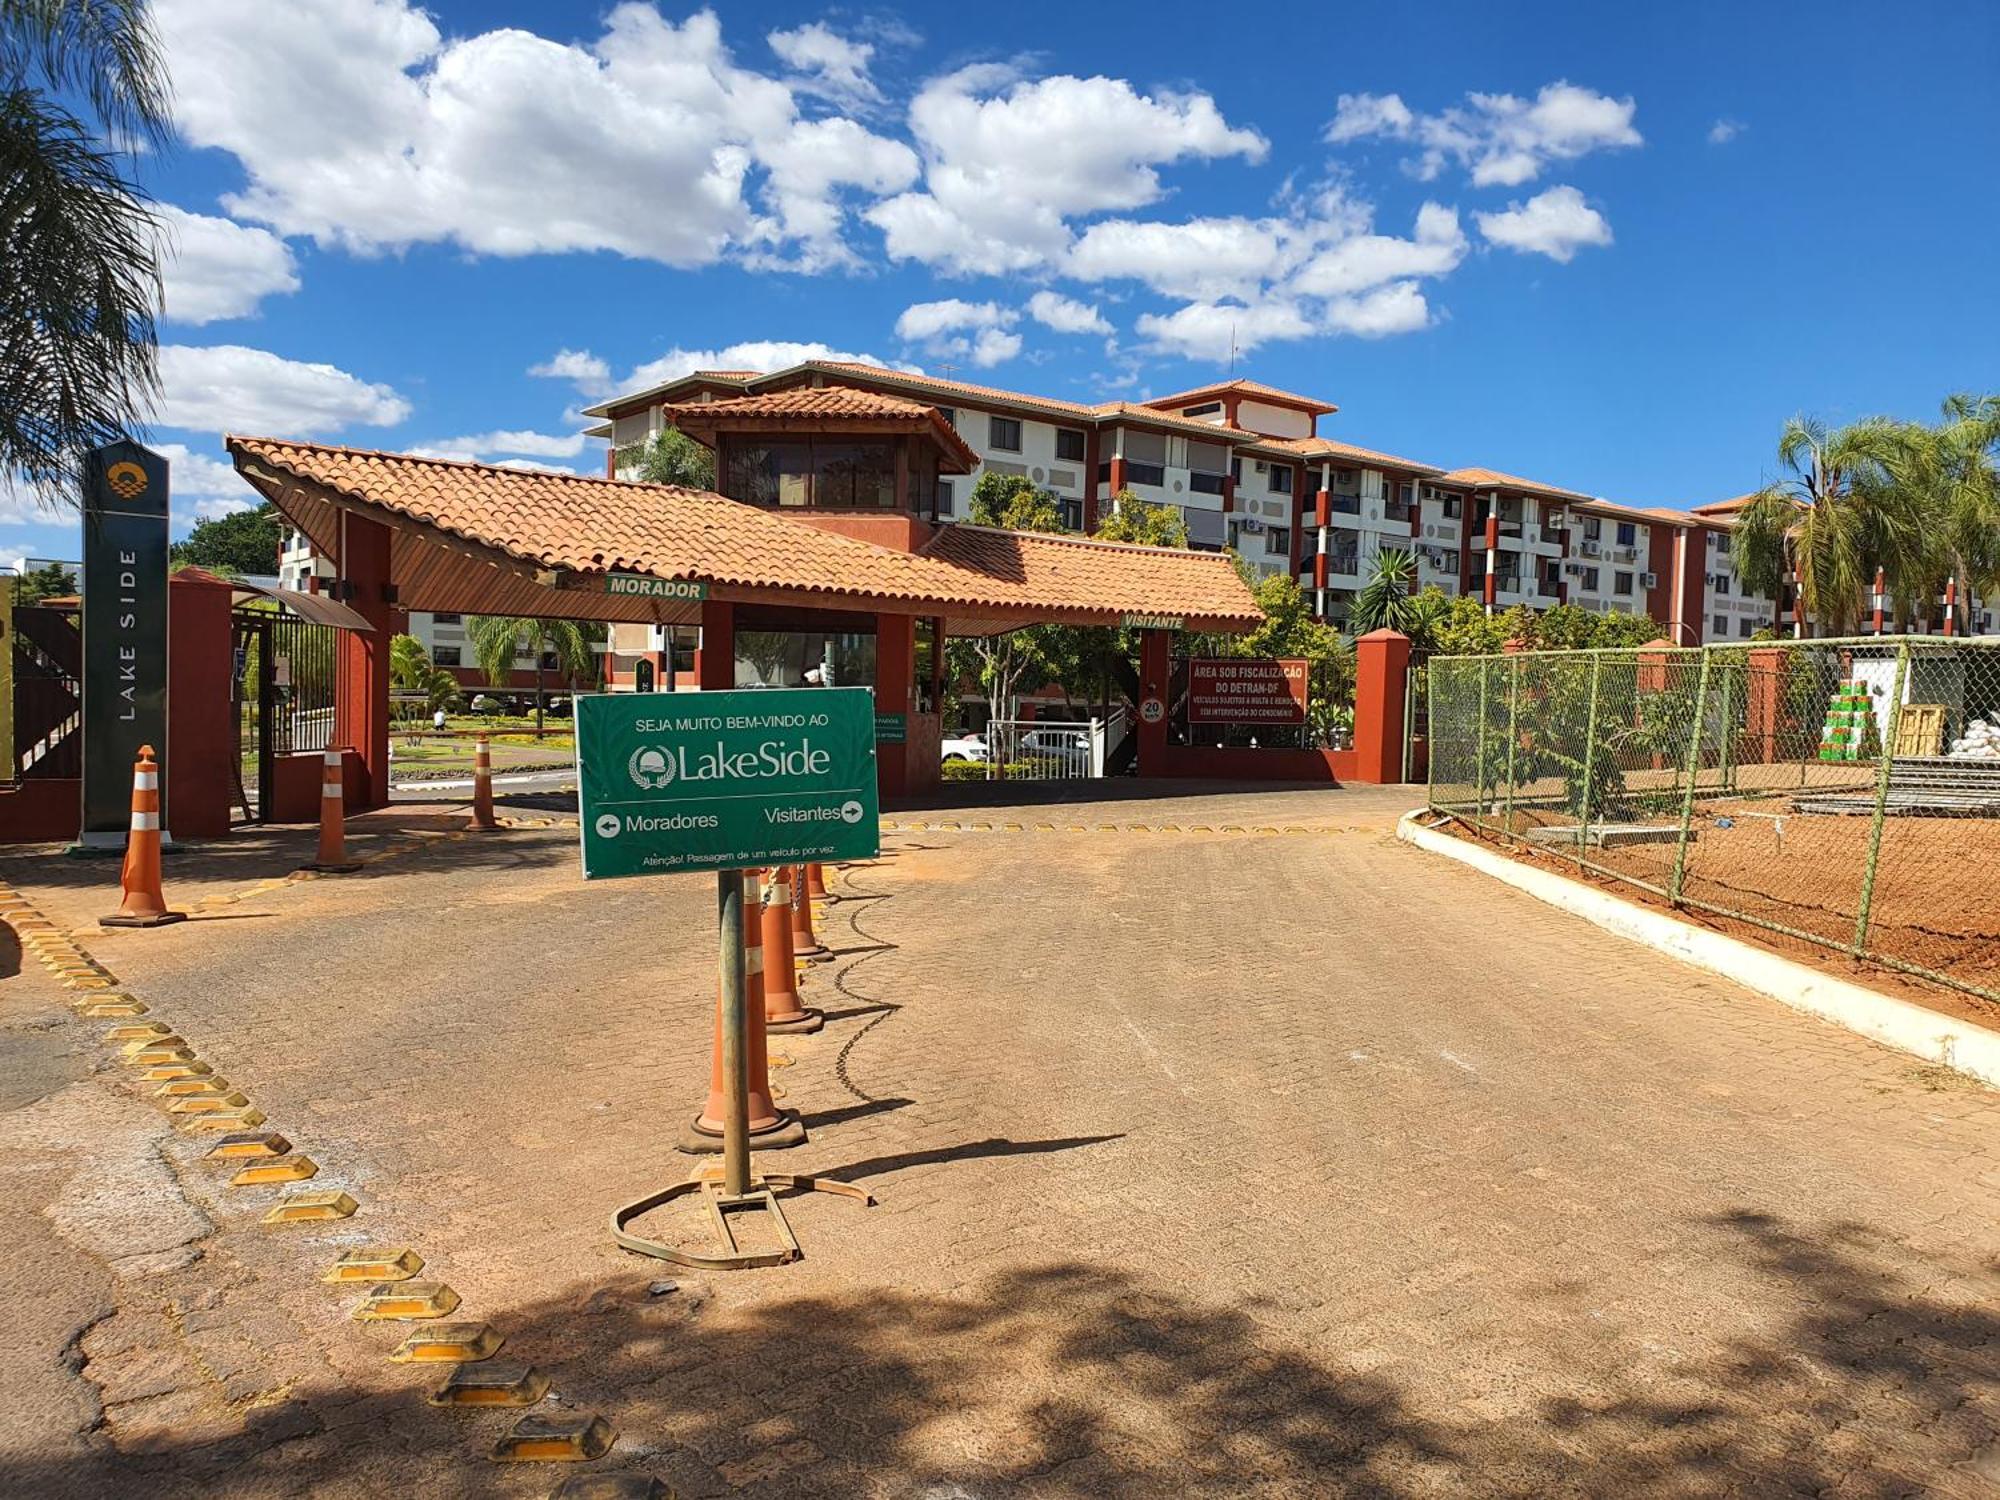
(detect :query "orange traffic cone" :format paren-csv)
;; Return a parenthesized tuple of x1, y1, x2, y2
(101, 746, 184, 928)
(762, 867, 824, 1035)
(680, 870, 805, 1153)
(791, 864, 829, 960)
(805, 862, 832, 904)
(309, 748, 361, 873)
(469, 734, 497, 831)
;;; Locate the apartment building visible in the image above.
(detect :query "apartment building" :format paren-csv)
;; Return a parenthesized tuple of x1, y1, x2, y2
(581, 360, 1801, 649)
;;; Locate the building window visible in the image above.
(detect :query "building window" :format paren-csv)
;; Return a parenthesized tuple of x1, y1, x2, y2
(1582, 567, 1600, 591)
(989, 416, 1022, 452)
(433, 646, 461, 667)
(1583, 516, 1602, 540)
(1181, 401, 1222, 417)
(1712, 574, 1730, 596)
(1714, 532, 1731, 554)
(936, 406, 956, 429)
(1262, 527, 1288, 557)
(433, 612, 461, 625)
(812, 441, 896, 508)
(1189, 471, 1225, 495)
(1713, 614, 1729, 639)
(1616, 521, 1637, 546)
(1268, 466, 1293, 494)
(1055, 428, 1086, 463)
(1614, 571, 1634, 596)
(1126, 462, 1166, 488)
(1442, 495, 1462, 518)
(1057, 498, 1083, 531)
(936, 478, 955, 518)
(1739, 617, 1756, 639)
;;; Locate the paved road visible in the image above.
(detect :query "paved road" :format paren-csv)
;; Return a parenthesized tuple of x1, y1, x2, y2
(3, 786, 1997, 1497)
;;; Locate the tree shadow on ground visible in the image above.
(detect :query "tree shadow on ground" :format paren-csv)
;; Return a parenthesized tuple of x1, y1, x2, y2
(8, 1207, 1995, 1499)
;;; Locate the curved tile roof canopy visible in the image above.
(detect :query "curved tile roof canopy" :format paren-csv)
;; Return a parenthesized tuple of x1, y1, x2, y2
(226, 437, 1263, 636)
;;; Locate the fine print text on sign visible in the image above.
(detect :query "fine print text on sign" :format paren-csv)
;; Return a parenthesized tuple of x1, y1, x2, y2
(1187, 657, 1309, 725)
(576, 685, 880, 880)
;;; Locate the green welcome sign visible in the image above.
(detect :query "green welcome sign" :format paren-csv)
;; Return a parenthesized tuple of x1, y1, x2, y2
(575, 686, 881, 880)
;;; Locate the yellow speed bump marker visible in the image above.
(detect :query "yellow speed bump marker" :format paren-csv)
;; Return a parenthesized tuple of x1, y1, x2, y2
(166, 1091, 250, 1115)
(122, 1039, 190, 1064)
(324, 1247, 422, 1284)
(261, 1189, 356, 1224)
(389, 1322, 502, 1363)
(428, 1360, 548, 1407)
(352, 1281, 459, 1321)
(207, 1131, 291, 1160)
(80, 998, 147, 1017)
(230, 1155, 318, 1186)
(491, 1412, 613, 1462)
(155, 1076, 232, 1098)
(182, 1106, 267, 1132)
(139, 1059, 211, 1082)
(105, 1021, 170, 1041)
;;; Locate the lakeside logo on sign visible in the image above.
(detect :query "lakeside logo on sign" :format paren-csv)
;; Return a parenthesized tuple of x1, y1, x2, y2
(576, 686, 880, 879)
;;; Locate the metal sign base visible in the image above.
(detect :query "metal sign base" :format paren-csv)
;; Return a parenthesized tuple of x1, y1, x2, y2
(610, 1168, 872, 1271)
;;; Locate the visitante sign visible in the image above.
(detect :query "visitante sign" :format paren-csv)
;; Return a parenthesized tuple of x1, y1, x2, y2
(575, 686, 880, 879)
(80, 441, 170, 847)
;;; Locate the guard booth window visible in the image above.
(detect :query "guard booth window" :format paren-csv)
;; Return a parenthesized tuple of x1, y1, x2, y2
(734, 628, 876, 690)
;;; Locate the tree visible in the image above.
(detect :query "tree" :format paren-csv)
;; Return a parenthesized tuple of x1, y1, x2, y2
(945, 473, 1068, 724)
(467, 616, 597, 731)
(965, 470, 1062, 530)
(1212, 570, 1353, 746)
(1349, 548, 1420, 635)
(1879, 395, 1999, 633)
(1733, 415, 1911, 636)
(390, 634, 460, 716)
(630, 427, 716, 490)
(2, 0, 171, 508)
(13, 559, 77, 603)
(1094, 489, 1188, 547)
(171, 502, 284, 575)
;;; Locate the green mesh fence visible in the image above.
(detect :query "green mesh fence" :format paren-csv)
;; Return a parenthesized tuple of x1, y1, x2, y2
(1427, 637, 2000, 1005)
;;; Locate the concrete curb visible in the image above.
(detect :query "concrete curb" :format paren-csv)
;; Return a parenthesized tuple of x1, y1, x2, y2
(1396, 811, 2000, 1089)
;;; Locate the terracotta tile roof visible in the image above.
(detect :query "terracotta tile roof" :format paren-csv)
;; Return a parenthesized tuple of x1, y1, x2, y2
(580, 369, 758, 418)
(1143, 378, 1339, 416)
(918, 525, 1263, 627)
(1086, 400, 1260, 442)
(1437, 466, 1596, 504)
(224, 438, 1262, 630)
(1252, 435, 1443, 475)
(810, 361, 1099, 420)
(660, 387, 979, 472)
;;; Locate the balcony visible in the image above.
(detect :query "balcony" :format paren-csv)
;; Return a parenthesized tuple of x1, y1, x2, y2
(1328, 495, 1360, 516)
(1326, 549, 1361, 577)
(1384, 500, 1414, 524)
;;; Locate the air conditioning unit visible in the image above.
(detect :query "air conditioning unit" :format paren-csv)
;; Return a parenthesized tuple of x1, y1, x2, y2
(1641, 571, 1658, 588)
(1615, 547, 1637, 563)
(1252, 460, 1268, 474)
(1563, 561, 1585, 576)
(1578, 540, 1601, 558)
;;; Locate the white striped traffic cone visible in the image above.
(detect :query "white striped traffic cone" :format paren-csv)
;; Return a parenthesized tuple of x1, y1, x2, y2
(101, 745, 184, 927)
(309, 748, 361, 873)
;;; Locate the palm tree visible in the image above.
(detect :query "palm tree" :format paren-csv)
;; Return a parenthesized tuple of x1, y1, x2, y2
(1881, 396, 1999, 632)
(1732, 415, 1911, 636)
(2, 0, 172, 506)
(1349, 548, 1420, 635)
(467, 616, 597, 731)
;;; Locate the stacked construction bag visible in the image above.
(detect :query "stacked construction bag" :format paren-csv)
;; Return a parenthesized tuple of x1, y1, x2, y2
(1818, 682, 1880, 762)
(1948, 717, 2000, 762)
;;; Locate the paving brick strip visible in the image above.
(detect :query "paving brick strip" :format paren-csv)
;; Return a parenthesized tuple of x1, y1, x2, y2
(4, 789, 1998, 1496)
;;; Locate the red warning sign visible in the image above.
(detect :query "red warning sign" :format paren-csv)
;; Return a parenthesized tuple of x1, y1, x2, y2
(1187, 658, 1308, 724)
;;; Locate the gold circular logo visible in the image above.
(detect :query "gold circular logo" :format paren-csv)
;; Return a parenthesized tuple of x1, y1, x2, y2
(106, 461, 149, 500)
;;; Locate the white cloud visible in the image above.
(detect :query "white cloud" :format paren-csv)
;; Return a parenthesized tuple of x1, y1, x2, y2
(968, 328, 1022, 367)
(423, 429, 589, 460)
(1474, 185, 1613, 262)
(867, 65, 1267, 275)
(1327, 82, 1640, 186)
(528, 349, 614, 398)
(153, 441, 255, 501)
(1068, 216, 1300, 302)
(155, 205, 300, 324)
(1134, 299, 1314, 362)
(157, 344, 413, 434)
(1289, 202, 1466, 296)
(1026, 291, 1111, 336)
(894, 298, 1014, 340)
(1708, 118, 1744, 145)
(533, 340, 899, 404)
(154, 1, 912, 273)
(1324, 281, 1432, 338)
(767, 21, 878, 109)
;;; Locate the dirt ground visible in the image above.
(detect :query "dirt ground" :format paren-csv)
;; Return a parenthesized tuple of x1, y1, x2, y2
(2, 784, 1998, 1497)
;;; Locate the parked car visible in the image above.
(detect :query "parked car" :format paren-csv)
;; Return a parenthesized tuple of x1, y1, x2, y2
(940, 733, 988, 763)
(1017, 728, 1089, 757)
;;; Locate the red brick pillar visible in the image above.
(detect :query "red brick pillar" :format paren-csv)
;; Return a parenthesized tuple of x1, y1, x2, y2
(166, 570, 236, 837)
(1482, 512, 1499, 611)
(1135, 627, 1171, 778)
(334, 514, 394, 810)
(1746, 645, 1787, 764)
(1108, 456, 1127, 497)
(875, 612, 913, 801)
(1350, 628, 1412, 784)
(695, 600, 734, 690)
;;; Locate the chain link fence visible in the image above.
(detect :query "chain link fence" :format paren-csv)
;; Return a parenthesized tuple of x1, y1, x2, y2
(1427, 636, 2000, 1004)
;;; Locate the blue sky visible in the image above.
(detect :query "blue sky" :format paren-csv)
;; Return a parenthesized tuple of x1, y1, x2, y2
(7, 0, 1996, 568)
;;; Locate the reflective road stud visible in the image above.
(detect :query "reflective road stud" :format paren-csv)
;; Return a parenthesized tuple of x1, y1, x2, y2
(105, 1021, 170, 1041)
(388, 1323, 503, 1363)
(155, 1076, 232, 1097)
(428, 1360, 548, 1407)
(207, 1131, 292, 1160)
(309, 749, 361, 873)
(101, 746, 186, 928)
(141, 1059, 212, 1082)
(230, 1155, 319, 1186)
(352, 1281, 460, 1320)
(491, 1412, 614, 1462)
(261, 1189, 356, 1223)
(166, 1090, 250, 1114)
(183, 1106, 267, 1132)
(324, 1247, 423, 1283)
(470, 734, 498, 830)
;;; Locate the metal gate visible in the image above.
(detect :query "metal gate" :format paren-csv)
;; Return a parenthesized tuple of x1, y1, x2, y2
(233, 608, 338, 823)
(984, 714, 1119, 779)
(9, 604, 82, 780)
